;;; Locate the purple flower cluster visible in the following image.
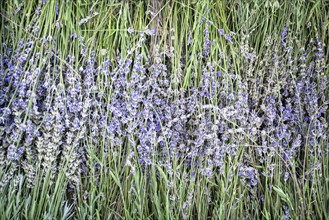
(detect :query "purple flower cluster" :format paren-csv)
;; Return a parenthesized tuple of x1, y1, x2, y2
(0, 28, 327, 193)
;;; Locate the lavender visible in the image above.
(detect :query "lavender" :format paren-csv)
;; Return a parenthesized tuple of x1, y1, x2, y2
(202, 28, 211, 58)
(7, 145, 24, 161)
(0, 17, 328, 219)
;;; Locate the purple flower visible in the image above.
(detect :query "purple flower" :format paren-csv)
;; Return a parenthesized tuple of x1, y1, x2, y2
(224, 34, 232, 43)
(218, 29, 225, 35)
(128, 27, 134, 34)
(284, 206, 290, 220)
(7, 145, 24, 160)
(70, 33, 77, 39)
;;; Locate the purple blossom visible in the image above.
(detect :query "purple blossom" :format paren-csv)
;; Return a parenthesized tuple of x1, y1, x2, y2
(7, 145, 24, 160)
